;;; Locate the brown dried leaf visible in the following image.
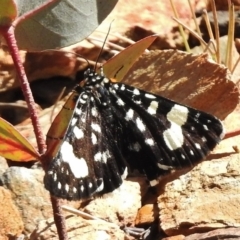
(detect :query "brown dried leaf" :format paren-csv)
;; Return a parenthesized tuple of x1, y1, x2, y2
(121, 50, 239, 119)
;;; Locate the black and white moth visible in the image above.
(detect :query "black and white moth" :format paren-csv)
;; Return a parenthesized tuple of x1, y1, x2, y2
(44, 68, 224, 200)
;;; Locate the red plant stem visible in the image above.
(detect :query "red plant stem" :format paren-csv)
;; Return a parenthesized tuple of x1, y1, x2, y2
(1, 24, 68, 240)
(1, 26, 46, 156)
(51, 196, 68, 240)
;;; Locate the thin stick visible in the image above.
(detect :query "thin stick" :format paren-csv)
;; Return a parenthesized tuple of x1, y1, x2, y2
(94, 22, 113, 71)
(187, 0, 205, 50)
(226, 2, 235, 71)
(224, 130, 240, 140)
(203, 39, 217, 55)
(210, 0, 220, 63)
(170, 0, 190, 52)
(231, 54, 240, 75)
(202, 10, 215, 41)
(88, 36, 124, 52)
(172, 17, 215, 55)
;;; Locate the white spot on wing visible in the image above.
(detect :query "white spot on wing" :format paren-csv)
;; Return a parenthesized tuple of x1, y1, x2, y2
(96, 180, 104, 192)
(102, 150, 111, 163)
(163, 123, 184, 150)
(162, 105, 188, 151)
(91, 123, 101, 133)
(80, 94, 88, 104)
(150, 179, 159, 186)
(145, 93, 156, 99)
(157, 163, 173, 170)
(121, 167, 128, 179)
(94, 152, 102, 161)
(65, 184, 69, 192)
(103, 77, 109, 83)
(109, 87, 116, 94)
(125, 109, 134, 121)
(116, 98, 125, 106)
(73, 126, 84, 139)
(203, 125, 208, 130)
(145, 138, 154, 146)
(71, 118, 78, 126)
(94, 151, 111, 163)
(91, 133, 97, 144)
(120, 85, 125, 91)
(60, 141, 89, 178)
(58, 182, 62, 189)
(75, 108, 81, 115)
(113, 84, 119, 90)
(147, 101, 158, 115)
(133, 99, 141, 105)
(195, 143, 201, 149)
(167, 104, 188, 126)
(136, 117, 146, 132)
(53, 173, 57, 181)
(91, 107, 98, 117)
(133, 88, 140, 95)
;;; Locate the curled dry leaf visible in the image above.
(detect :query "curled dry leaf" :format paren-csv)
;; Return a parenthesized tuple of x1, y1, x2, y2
(121, 50, 238, 119)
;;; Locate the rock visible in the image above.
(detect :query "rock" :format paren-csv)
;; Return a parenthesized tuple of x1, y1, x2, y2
(0, 166, 145, 238)
(0, 187, 24, 239)
(0, 156, 8, 176)
(0, 167, 52, 234)
(158, 155, 240, 236)
(162, 235, 185, 240)
(84, 177, 143, 226)
(30, 215, 134, 240)
(184, 227, 240, 240)
(135, 204, 158, 226)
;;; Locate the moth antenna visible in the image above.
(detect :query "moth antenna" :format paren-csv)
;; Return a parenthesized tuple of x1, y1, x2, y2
(94, 21, 114, 72)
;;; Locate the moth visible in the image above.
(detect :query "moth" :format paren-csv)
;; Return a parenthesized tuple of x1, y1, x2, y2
(44, 68, 224, 200)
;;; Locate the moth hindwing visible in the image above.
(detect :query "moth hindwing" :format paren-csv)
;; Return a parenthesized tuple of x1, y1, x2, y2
(44, 68, 224, 200)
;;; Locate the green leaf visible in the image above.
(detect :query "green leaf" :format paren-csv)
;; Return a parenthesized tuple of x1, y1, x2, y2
(13, 0, 118, 51)
(0, 117, 40, 161)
